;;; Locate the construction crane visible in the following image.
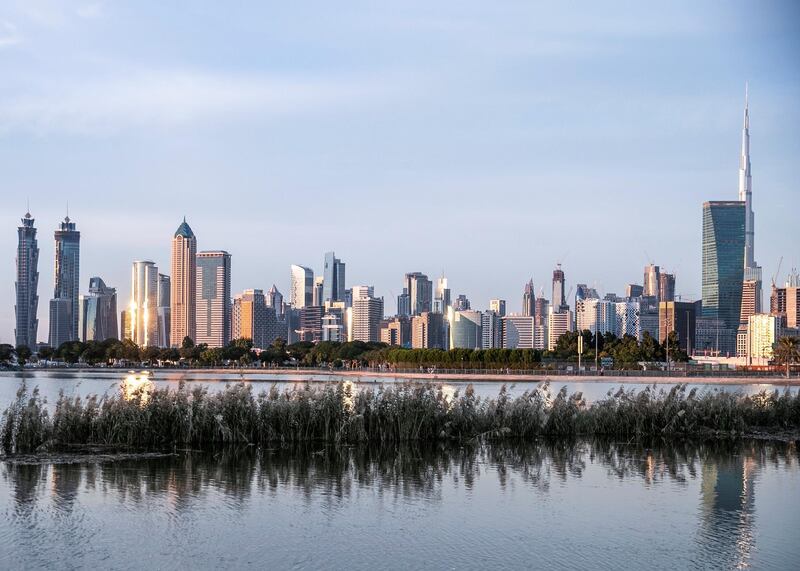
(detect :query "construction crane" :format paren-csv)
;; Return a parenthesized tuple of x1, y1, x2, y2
(772, 256, 783, 287)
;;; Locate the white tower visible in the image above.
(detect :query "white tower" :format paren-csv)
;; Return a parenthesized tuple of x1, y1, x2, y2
(739, 83, 757, 273)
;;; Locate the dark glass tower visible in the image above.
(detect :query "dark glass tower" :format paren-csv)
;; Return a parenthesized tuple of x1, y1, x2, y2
(322, 251, 346, 303)
(49, 216, 80, 348)
(15, 212, 40, 348)
(701, 201, 745, 355)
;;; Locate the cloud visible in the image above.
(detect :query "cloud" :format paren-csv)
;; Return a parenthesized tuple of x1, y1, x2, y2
(0, 69, 408, 134)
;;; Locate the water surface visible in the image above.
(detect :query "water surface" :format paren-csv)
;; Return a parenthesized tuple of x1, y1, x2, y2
(1, 439, 798, 569)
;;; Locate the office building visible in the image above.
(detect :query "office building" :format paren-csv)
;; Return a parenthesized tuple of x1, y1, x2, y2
(312, 276, 324, 307)
(129, 261, 159, 347)
(701, 201, 745, 355)
(381, 317, 410, 347)
(659, 273, 675, 302)
(433, 275, 451, 314)
(575, 283, 599, 302)
(290, 264, 314, 309)
(489, 299, 507, 317)
(449, 310, 483, 349)
(534, 296, 549, 350)
(351, 292, 384, 342)
(196, 251, 232, 347)
(232, 289, 279, 349)
(658, 301, 697, 353)
(322, 252, 346, 303)
(615, 300, 641, 339)
(396, 288, 411, 317)
(625, 284, 644, 299)
(15, 211, 39, 349)
(481, 310, 503, 349)
(503, 315, 535, 349)
(351, 285, 375, 300)
(522, 279, 534, 317)
(298, 306, 324, 342)
(643, 264, 660, 299)
(453, 294, 470, 311)
(552, 264, 567, 311)
(411, 312, 446, 349)
(157, 274, 171, 348)
(48, 216, 80, 349)
(79, 277, 118, 342)
(266, 284, 284, 318)
(575, 298, 615, 335)
(548, 309, 573, 351)
(405, 272, 433, 315)
(171, 218, 197, 346)
(321, 313, 344, 342)
(746, 314, 780, 366)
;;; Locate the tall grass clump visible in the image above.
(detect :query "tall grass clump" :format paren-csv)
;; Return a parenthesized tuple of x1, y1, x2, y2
(1, 382, 799, 454)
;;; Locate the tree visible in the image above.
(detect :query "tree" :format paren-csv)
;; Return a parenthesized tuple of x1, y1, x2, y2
(38, 346, 54, 361)
(773, 336, 800, 378)
(0, 344, 14, 365)
(15, 345, 32, 366)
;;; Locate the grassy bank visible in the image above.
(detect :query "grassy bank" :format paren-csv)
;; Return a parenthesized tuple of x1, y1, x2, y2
(2, 382, 799, 454)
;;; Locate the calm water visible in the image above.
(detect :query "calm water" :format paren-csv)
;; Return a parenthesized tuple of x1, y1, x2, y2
(1, 440, 798, 570)
(0, 370, 795, 407)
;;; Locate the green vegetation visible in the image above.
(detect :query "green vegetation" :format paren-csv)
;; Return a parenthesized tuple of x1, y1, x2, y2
(773, 336, 800, 378)
(2, 382, 798, 455)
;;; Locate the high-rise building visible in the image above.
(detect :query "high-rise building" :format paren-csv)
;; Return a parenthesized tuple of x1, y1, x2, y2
(453, 294, 470, 311)
(380, 317, 410, 347)
(658, 273, 675, 302)
(196, 251, 232, 347)
(322, 252, 346, 303)
(411, 312, 446, 349)
(396, 288, 411, 317)
(702, 201, 745, 355)
(615, 300, 641, 339)
(321, 313, 345, 342)
(481, 311, 503, 349)
(658, 301, 697, 353)
(575, 284, 599, 302)
(129, 260, 159, 346)
(48, 216, 80, 349)
(489, 299, 506, 317)
(298, 306, 324, 342)
(266, 284, 284, 318)
(625, 284, 644, 299)
(232, 289, 278, 349)
(450, 310, 483, 349)
(547, 309, 573, 351)
(746, 314, 780, 366)
(351, 291, 384, 342)
(575, 299, 615, 335)
(171, 218, 197, 347)
(534, 296, 549, 350)
(522, 279, 534, 317)
(552, 264, 567, 311)
(434, 275, 451, 314)
(290, 264, 313, 309)
(405, 272, 433, 315)
(15, 211, 39, 349)
(79, 277, 118, 342)
(312, 276, 325, 307)
(157, 274, 171, 348)
(643, 264, 660, 299)
(502, 315, 535, 349)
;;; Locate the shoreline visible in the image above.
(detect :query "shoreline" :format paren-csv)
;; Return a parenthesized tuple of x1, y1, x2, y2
(4, 367, 799, 386)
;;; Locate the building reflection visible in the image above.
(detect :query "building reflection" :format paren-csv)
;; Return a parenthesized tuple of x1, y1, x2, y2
(698, 445, 758, 569)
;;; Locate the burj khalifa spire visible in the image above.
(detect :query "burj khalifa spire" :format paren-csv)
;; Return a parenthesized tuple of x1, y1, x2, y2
(739, 83, 757, 271)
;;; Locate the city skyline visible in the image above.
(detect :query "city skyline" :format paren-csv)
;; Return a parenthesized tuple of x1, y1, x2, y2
(1, 2, 799, 344)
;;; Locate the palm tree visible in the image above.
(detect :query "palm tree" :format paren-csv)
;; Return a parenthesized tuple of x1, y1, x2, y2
(773, 336, 800, 378)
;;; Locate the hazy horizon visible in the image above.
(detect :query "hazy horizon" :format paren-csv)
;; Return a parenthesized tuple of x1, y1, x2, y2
(1, 1, 799, 345)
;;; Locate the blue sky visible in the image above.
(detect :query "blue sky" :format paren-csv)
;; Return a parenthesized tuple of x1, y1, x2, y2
(1, 1, 799, 344)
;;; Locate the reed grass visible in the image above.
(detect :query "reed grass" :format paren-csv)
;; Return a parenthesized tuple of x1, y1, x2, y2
(2, 381, 799, 454)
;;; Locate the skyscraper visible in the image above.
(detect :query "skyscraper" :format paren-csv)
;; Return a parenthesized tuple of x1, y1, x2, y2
(434, 275, 451, 314)
(15, 211, 39, 349)
(290, 264, 313, 308)
(702, 201, 745, 355)
(232, 288, 278, 349)
(322, 252, 346, 303)
(552, 264, 567, 311)
(522, 279, 534, 317)
(405, 272, 433, 315)
(450, 310, 483, 349)
(157, 273, 171, 348)
(79, 277, 118, 342)
(48, 216, 80, 349)
(489, 299, 507, 317)
(351, 288, 384, 342)
(196, 251, 232, 347)
(643, 264, 660, 299)
(312, 276, 324, 306)
(658, 273, 676, 302)
(266, 284, 284, 318)
(130, 260, 159, 347)
(171, 218, 197, 346)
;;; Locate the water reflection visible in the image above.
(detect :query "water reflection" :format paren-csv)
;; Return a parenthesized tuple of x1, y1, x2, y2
(120, 371, 154, 402)
(1, 439, 797, 569)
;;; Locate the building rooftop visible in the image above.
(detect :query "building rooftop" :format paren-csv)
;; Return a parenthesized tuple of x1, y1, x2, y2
(174, 217, 195, 239)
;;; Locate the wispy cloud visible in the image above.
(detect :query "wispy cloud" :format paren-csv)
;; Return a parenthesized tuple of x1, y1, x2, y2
(0, 69, 410, 135)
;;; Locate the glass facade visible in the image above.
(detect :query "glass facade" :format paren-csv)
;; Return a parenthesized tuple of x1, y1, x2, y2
(701, 201, 745, 355)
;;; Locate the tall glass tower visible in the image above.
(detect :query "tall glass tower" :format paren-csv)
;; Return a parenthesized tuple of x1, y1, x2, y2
(171, 218, 197, 347)
(322, 251, 346, 303)
(702, 201, 745, 355)
(49, 216, 80, 348)
(15, 211, 40, 348)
